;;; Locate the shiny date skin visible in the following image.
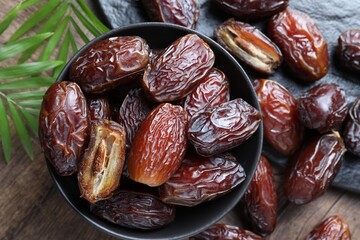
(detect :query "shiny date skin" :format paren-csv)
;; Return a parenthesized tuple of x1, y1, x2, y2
(338, 29, 360, 72)
(142, 0, 200, 29)
(343, 97, 360, 157)
(214, 0, 288, 20)
(87, 96, 111, 121)
(244, 155, 277, 236)
(268, 9, 329, 82)
(39, 81, 89, 176)
(188, 98, 261, 156)
(306, 215, 351, 240)
(182, 68, 230, 117)
(190, 224, 264, 240)
(70, 36, 149, 94)
(159, 153, 246, 207)
(297, 83, 348, 133)
(254, 79, 304, 156)
(214, 19, 282, 75)
(142, 34, 215, 102)
(90, 190, 175, 230)
(285, 131, 346, 204)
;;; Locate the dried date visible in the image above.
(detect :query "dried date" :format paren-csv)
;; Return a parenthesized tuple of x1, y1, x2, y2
(343, 97, 360, 157)
(190, 224, 264, 240)
(338, 29, 360, 72)
(87, 96, 111, 121)
(39, 81, 89, 176)
(306, 215, 351, 240)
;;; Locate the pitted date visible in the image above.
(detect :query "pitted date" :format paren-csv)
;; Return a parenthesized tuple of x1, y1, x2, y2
(159, 152, 245, 206)
(254, 79, 304, 156)
(182, 68, 230, 117)
(90, 190, 175, 230)
(87, 96, 111, 121)
(306, 215, 351, 240)
(78, 119, 126, 203)
(142, 0, 200, 29)
(142, 34, 215, 102)
(127, 103, 188, 187)
(338, 29, 360, 72)
(188, 98, 261, 156)
(244, 155, 277, 236)
(70, 36, 149, 94)
(284, 131, 346, 204)
(190, 224, 264, 240)
(268, 9, 329, 82)
(343, 97, 360, 157)
(39, 81, 89, 176)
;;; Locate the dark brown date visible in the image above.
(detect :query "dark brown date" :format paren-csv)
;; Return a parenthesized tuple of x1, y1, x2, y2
(78, 119, 126, 203)
(159, 152, 245, 206)
(297, 83, 348, 133)
(244, 155, 277, 236)
(87, 96, 111, 121)
(306, 215, 351, 240)
(182, 68, 230, 117)
(338, 29, 360, 72)
(90, 190, 175, 230)
(70, 36, 149, 94)
(254, 79, 304, 156)
(188, 98, 261, 156)
(39, 81, 89, 176)
(284, 131, 346, 204)
(142, 0, 200, 29)
(127, 103, 188, 187)
(214, 19, 282, 74)
(190, 224, 264, 240)
(268, 9, 329, 82)
(343, 97, 360, 157)
(214, 0, 288, 20)
(142, 34, 215, 102)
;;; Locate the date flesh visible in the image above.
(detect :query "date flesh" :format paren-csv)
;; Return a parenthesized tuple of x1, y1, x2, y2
(142, 0, 200, 29)
(127, 103, 188, 187)
(188, 98, 261, 156)
(70, 36, 149, 94)
(215, 19, 282, 74)
(343, 97, 360, 157)
(90, 190, 175, 230)
(284, 131, 346, 204)
(338, 29, 360, 72)
(39, 81, 89, 176)
(254, 79, 304, 156)
(78, 120, 126, 203)
(268, 9, 329, 82)
(142, 34, 215, 102)
(190, 224, 264, 240)
(159, 153, 245, 207)
(87, 96, 111, 121)
(297, 83, 348, 133)
(306, 215, 351, 240)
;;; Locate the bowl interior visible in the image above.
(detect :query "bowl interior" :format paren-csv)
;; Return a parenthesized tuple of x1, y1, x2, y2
(47, 22, 263, 240)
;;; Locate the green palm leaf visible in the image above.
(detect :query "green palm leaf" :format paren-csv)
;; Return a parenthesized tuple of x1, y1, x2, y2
(0, 61, 63, 79)
(0, 98, 12, 162)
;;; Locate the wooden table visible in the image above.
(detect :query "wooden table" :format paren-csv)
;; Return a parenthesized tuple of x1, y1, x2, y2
(1, 1, 359, 239)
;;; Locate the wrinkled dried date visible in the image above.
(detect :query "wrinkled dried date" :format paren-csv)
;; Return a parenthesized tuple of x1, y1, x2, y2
(306, 215, 351, 240)
(190, 224, 264, 240)
(70, 36, 149, 94)
(142, 34, 215, 102)
(285, 131, 346, 204)
(87, 96, 111, 121)
(215, 19, 282, 74)
(188, 98, 261, 156)
(338, 29, 360, 72)
(39, 81, 89, 176)
(268, 9, 329, 82)
(90, 190, 175, 230)
(343, 97, 360, 157)
(254, 79, 304, 156)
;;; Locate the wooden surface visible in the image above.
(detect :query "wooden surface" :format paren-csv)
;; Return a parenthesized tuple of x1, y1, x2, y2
(0, 1, 359, 239)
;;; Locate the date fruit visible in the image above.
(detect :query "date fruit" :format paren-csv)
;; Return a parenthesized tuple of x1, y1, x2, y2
(254, 79, 304, 156)
(338, 29, 360, 72)
(343, 97, 360, 157)
(188, 98, 261, 156)
(297, 83, 348, 133)
(90, 190, 175, 230)
(87, 96, 111, 121)
(190, 224, 264, 240)
(159, 153, 245, 206)
(78, 119, 126, 203)
(142, 34, 215, 102)
(244, 155, 277, 236)
(306, 215, 351, 240)
(215, 19, 282, 74)
(284, 131, 346, 204)
(182, 68, 230, 117)
(39, 81, 89, 176)
(127, 103, 188, 187)
(268, 9, 329, 82)
(70, 36, 149, 94)
(142, 0, 200, 29)
(214, 0, 288, 20)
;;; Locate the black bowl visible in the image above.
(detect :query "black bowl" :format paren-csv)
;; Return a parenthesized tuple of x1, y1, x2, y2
(47, 22, 263, 240)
